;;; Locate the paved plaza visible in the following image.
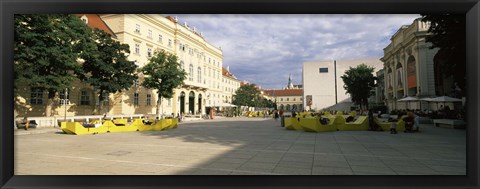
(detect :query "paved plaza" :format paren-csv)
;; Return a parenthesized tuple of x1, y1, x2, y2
(14, 117, 466, 175)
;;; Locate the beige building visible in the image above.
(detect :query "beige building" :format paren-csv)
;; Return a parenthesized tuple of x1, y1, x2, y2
(381, 18, 440, 111)
(15, 14, 227, 118)
(221, 66, 241, 105)
(302, 58, 383, 111)
(263, 76, 303, 111)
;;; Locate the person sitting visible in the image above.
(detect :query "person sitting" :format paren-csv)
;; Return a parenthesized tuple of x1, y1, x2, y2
(320, 117, 329, 125)
(403, 114, 414, 133)
(346, 116, 355, 122)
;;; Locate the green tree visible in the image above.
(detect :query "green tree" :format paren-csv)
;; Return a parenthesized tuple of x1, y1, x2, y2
(80, 28, 138, 114)
(340, 64, 377, 110)
(232, 84, 261, 107)
(421, 14, 466, 95)
(140, 49, 187, 118)
(14, 14, 97, 116)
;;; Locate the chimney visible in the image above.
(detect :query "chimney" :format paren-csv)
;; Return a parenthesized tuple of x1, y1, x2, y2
(184, 21, 188, 28)
(227, 66, 230, 72)
(174, 16, 178, 22)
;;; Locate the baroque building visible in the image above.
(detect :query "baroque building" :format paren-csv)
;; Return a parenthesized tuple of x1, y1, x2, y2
(380, 18, 440, 111)
(15, 14, 232, 118)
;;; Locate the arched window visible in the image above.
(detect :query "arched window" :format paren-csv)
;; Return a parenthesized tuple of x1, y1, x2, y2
(189, 64, 194, 81)
(197, 67, 202, 83)
(180, 61, 185, 70)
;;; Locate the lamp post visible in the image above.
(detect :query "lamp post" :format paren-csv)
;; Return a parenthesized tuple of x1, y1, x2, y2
(64, 88, 68, 122)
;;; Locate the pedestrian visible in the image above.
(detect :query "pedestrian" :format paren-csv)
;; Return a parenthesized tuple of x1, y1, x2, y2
(409, 111, 420, 132)
(368, 109, 374, 130)
(274, 110, 279, 121)
(21, 116, 30, 130)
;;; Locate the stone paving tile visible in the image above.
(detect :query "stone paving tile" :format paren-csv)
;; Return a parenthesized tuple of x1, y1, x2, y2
(276, 160, 313, 169)
(312, 166, 354, 175)
(206, 162, 243, 169)
(215, 157, 251, 164)
(426, 165, 466, 175)
(350, 165, 397, 175)
(313, 160, 351, 168)
(346, 159, 388, 168)
(249, 156, 282, 164)
(388, 165, 439, 174)
(190, 169, 233, 175)
(272, 167, 312, 175)
(240, 162, 277, 170)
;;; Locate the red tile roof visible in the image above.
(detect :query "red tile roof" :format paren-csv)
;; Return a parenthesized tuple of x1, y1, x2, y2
(263, 89, 303, 96)
(75, 14, 116, 37)
(222, 67, 238, 80)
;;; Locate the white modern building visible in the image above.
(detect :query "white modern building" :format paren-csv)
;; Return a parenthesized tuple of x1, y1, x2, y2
(302, 58, 383, 111)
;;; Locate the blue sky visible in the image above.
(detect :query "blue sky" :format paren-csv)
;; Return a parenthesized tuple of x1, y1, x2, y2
(176, 14, 420, 89)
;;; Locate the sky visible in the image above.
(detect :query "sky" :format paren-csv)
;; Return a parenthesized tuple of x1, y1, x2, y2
(176, 14, 420, 90)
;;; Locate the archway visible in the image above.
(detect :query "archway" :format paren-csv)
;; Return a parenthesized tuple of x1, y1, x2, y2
(406, 55, 417, 96)
(189, 91, 195, 114)
(286, 104, 291, 111)
(198, 94, 203, 114)
(279, 104, 284, 110)
(179, 92, 185, 114)
(292, 104, 297, 111)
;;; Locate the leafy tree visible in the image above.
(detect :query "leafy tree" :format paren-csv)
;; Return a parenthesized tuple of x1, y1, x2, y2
(340, 64, 377, 110)
(80, 28, 138, 114)
(140, 49, 187, 118)
(14, 14, 97, 116)
(421, 14, 466, 95)
(232, 84, 261, 107)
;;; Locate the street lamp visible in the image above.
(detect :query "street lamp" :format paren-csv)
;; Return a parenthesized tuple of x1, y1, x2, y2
(64, 88, 68, 122)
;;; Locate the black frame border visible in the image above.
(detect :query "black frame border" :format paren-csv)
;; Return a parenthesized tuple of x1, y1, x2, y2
(1, 0, 479, 188)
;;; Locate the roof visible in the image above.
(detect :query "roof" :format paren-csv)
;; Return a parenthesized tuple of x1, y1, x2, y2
(76, 14, 116, 38)
(222, 67, 238, 80)
(263, 89, 303, 97)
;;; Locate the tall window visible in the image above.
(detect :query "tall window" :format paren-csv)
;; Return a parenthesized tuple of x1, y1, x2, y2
(208, 68, 211, 77)
(168, 98, 172, 106)
(189, 64, 194, 81)
(180, 61, 185, 70)
(80, 90, 90, 105)
(147, 29, 152, 39)
(158, 34, 163, 43)
(30, 88, 43, 105)
(135, 24, 140, 33)
(168, 39, 172, 47)
(59, 89, 70, 105)
(134, 93, 139, 106)
(146, 94, 151, 106)
(147, 48, 152, 57)
(135, 44, 140, 54)
(197, 67, 202, 83)
(287, 98, 289, 101)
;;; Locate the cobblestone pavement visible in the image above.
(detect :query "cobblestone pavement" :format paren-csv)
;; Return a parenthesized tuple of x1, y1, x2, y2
(14, 117, 466, 175)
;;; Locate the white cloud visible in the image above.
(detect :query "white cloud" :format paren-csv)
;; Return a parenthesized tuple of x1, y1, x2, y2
(176, 14, 419, 89)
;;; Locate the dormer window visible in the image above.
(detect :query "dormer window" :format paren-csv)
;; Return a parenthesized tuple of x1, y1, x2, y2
(80, 15, 88, 24)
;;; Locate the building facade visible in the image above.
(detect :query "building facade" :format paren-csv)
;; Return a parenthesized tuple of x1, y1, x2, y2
(380, 18, 440, 111)
(221, 66, 241, 105)
(302, 58, 383, 111)
(15, 14, 230, 118)
(263, 76, 303, 111)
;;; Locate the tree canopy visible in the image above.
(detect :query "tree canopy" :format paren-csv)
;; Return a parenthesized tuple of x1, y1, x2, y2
(340, 64, 377, 110)
(232, 84, 262, 107)
(421, 14, 466, 95)
(80, 28, 138, 114)
(140, 49, 187, 118)
(14, 14, 97, 116)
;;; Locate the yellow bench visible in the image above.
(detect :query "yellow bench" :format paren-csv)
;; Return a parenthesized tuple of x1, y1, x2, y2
(285, 117, 302, 130)
(337, 116, 369, 131)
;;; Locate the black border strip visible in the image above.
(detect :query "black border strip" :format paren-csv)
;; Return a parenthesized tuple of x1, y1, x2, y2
(1, 0, 479, 188)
